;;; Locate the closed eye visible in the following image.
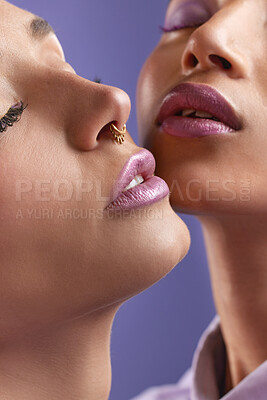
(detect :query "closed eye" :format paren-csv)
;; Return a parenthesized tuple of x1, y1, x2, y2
(0, 101, 27, 133)
(162, 1, 212, 33)
(160, 22, 203, 33)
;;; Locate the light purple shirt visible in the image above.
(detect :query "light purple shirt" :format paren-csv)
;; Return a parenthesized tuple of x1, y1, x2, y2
(131, 315, 267, 400)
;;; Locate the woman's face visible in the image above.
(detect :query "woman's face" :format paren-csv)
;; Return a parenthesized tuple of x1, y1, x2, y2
(137, 0, 267, 216)
(0, 1, 190, 339)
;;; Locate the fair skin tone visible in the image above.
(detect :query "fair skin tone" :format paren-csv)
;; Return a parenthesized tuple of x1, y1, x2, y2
(137, 0, 267, 395)
(0, 1, 191, 399)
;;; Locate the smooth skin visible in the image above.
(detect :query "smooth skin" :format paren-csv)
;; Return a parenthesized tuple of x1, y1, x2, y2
(137, 0, 267, 395)
(0, 1, 190, 399)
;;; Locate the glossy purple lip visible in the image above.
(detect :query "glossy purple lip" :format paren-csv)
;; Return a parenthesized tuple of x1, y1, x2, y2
(157, 83, 242, 138)
(106, 149, 169, 211)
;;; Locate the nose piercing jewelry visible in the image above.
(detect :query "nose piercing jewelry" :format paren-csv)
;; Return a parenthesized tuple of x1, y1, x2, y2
(110, 123, 126, 144)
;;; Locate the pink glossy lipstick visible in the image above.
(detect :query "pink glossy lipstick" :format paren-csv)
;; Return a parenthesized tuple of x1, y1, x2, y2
(105, 149, 169, 211)
(157, 83, 242, 138)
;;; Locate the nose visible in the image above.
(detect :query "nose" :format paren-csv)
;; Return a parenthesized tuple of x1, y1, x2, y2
(181, 4, 252, 79)
(60, 72, 131, 150)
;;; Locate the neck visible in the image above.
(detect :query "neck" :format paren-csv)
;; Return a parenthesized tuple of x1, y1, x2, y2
(198, 214, 267, 393)
(0, 305, 118, 400)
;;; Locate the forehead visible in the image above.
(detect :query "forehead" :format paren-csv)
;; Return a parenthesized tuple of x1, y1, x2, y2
(0, 1, 55, 51)
(0, 0, 34, 29)
(0, 1, 59, 81)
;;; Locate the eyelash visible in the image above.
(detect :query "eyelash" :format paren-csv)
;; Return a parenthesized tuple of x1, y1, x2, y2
(93, 76, 102, 84)
(0, 101, 27, 133)
(159, 23, 202, 33)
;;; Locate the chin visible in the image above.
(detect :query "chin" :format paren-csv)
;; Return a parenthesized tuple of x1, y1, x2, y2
(71, 197, 191, 312)
(111, 197, 191, 299)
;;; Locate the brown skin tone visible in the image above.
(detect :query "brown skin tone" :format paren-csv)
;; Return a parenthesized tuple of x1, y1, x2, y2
(137, 0, 267, 395)
(0, 1, 190, 399)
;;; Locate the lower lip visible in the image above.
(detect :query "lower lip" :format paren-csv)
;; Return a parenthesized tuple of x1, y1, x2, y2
(161, 116, 235, 138)
(105, 176, 169, 212)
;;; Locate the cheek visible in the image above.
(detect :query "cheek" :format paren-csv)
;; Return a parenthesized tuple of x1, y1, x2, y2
(0, 127, 103, 264)
(137, 55, 163, 147)
(137, 57, 155, 131)
(0, 141, 104, 334)
(137, 40, 184, 146)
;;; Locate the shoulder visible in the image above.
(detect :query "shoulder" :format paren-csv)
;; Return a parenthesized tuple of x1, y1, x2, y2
(130, 368, 193, 400)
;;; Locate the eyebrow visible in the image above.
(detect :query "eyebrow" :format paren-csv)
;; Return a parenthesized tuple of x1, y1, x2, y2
(28, 16, 55, 40)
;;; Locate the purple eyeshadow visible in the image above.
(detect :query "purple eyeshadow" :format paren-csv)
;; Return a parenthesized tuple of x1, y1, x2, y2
(163, 0, 211, 32)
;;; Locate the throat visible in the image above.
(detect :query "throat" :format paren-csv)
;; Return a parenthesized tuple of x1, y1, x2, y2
(198, 213, 267, 394)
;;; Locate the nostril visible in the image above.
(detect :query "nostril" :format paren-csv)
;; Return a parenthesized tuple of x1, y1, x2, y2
(97, 123, 111, 142)
(209, 54, 232, 70)
(187, 53, 199, 68)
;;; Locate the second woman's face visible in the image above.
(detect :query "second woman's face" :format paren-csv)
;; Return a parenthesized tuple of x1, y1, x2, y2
(0, 1, 190, 339)
(137, 0, 267, 216)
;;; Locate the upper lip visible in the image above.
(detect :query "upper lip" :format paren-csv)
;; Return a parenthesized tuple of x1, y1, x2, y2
(157, 83, 242, 130)
(108, 148, 155, 204)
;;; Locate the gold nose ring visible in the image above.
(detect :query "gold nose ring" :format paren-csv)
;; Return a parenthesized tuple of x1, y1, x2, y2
(110, 123, 126, 144)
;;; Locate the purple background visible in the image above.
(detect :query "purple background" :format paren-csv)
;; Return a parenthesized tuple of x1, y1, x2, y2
(11, 1, 216, 399)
